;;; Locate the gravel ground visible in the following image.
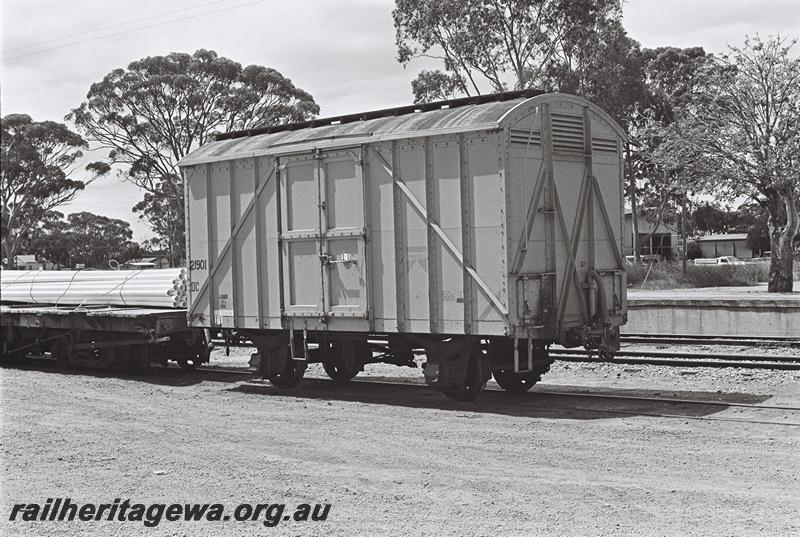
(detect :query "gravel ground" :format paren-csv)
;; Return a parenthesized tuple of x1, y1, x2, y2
(2, 346, 799, 537)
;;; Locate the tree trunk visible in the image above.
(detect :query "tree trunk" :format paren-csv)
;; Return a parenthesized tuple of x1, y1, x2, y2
(766, 189, 798, 293)
(681, 197, 688, 274)
(625, 143, 641, 263)
(2, 230, 19, 269)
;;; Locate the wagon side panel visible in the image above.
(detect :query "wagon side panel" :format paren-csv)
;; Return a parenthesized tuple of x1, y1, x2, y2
(231, 158, 257, 329)
(257, 156, 283, 329)
(465, 134, 509, 335)
(365, 142, 400, 332)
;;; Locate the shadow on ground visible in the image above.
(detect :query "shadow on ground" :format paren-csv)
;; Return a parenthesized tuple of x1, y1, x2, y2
(229, 376, 773, 420)
(2, 358, 774, 420)
(0, 357, 242, 387)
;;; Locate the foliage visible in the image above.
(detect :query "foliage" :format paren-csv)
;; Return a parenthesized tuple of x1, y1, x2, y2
(68, 49, 319, 265)
(131, 182, 182, 264)
(625, 47, 711, 241)
(539, 17, 647, 124)
(626, 261, 770, 290)
(687, 203, 770, 255)
(686, 241, 703, 260)
(29, 211, 140, 268)
(410, 70, 462, 102)
(393, 0, 630, 106)
(638, 46, 708, 123)
(1, 114, 109, 267)
(652, 36, 800, 291)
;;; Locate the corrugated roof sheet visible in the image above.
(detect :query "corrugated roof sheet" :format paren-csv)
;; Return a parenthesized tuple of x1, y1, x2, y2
(179, 97, 530, 167)
(695, 233, 749, 242)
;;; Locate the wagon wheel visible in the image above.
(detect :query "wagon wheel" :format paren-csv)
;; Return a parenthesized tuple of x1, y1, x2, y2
(598, 349, 615, 361)
(177, 357, 200, 369)
(267, 358, 306, 389)
(322, 361, 356, 382)
(488, 339, 553, 393)
(125, 345, 150, 374)
(65, 337, 116, 370)
(322, 340, 369, 382)
(491, 369, 543, 393)
(440, 345, 487, 402)
(49, 336, 70, 366)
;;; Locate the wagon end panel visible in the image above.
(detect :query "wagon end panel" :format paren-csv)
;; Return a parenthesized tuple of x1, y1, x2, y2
(505, 97, 626, 343)
(504, 106, 555, 336)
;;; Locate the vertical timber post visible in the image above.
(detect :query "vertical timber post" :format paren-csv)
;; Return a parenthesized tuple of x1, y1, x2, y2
(229, 160, 238, 326)
(584, 107, 595, 271)
(391, 141, 406, 332)
(205, 163, 216, 327)
(182, 167, 191, 308)
(316, 149, 328, 320)
(459, 134, 473, 334)
(424, 137, 439, 333)
(542, 103, 557, 334)
(253, 157, 266, 327)
(275, 157, 286, 322)
(360, 144, 374, 331)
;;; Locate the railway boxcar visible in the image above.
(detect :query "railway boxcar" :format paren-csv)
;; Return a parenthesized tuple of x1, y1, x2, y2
(178, 90, 627, 400)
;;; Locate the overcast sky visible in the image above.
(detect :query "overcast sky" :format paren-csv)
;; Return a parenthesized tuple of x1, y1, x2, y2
(2, 0, 799, 241)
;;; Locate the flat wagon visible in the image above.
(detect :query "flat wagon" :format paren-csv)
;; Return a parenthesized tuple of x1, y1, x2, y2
(0, 304, 209, 370)
(178, 89, 627, 400)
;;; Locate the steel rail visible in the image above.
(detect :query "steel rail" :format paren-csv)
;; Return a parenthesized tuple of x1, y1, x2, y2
(551, 347, 800, 362)
(212, 339, 800, 369)
(622, 333, 800, 342)
(550, 351, 800, 370)
(620, 335, 800, 347)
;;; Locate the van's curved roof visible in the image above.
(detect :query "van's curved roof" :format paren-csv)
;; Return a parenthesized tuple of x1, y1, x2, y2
(178, 90, 625, 167)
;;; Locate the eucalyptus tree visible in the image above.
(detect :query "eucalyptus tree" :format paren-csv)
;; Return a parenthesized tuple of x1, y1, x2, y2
(68, 49, 319, 264)
(655, 36, 800, 291)
(1, 114, 109, 266)
(393, 0, 628, 102)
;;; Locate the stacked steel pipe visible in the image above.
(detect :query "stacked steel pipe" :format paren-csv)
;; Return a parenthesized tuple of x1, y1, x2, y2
(0, 268, 187, 309)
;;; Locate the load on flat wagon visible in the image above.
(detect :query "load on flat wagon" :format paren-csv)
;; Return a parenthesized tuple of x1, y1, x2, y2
(0, 269, 210, 370)
(178, 89, 628, 400)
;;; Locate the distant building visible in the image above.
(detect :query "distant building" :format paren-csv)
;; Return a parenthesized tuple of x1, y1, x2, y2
(124, 256, 171, 269)
(11, 255, 55, 270)
(623, 209, 678, 260)
(695, 233, 755, 259)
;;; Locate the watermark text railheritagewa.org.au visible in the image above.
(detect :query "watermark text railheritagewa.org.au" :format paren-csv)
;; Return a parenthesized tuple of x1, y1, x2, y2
(8, 498, 331, 528)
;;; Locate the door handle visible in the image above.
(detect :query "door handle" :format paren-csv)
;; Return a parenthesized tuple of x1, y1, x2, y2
(320, 253, 357, 266)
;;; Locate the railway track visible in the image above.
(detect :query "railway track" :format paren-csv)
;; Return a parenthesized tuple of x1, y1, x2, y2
(549, 349, 800, 370)
(620, 334, 800, 347)
(212, 338, 800, 371)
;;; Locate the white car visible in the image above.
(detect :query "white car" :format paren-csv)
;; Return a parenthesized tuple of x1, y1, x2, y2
(694, 256, 744, 265)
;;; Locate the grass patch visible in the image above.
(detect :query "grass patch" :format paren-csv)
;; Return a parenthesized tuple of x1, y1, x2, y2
(626, 261, 771, 289)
